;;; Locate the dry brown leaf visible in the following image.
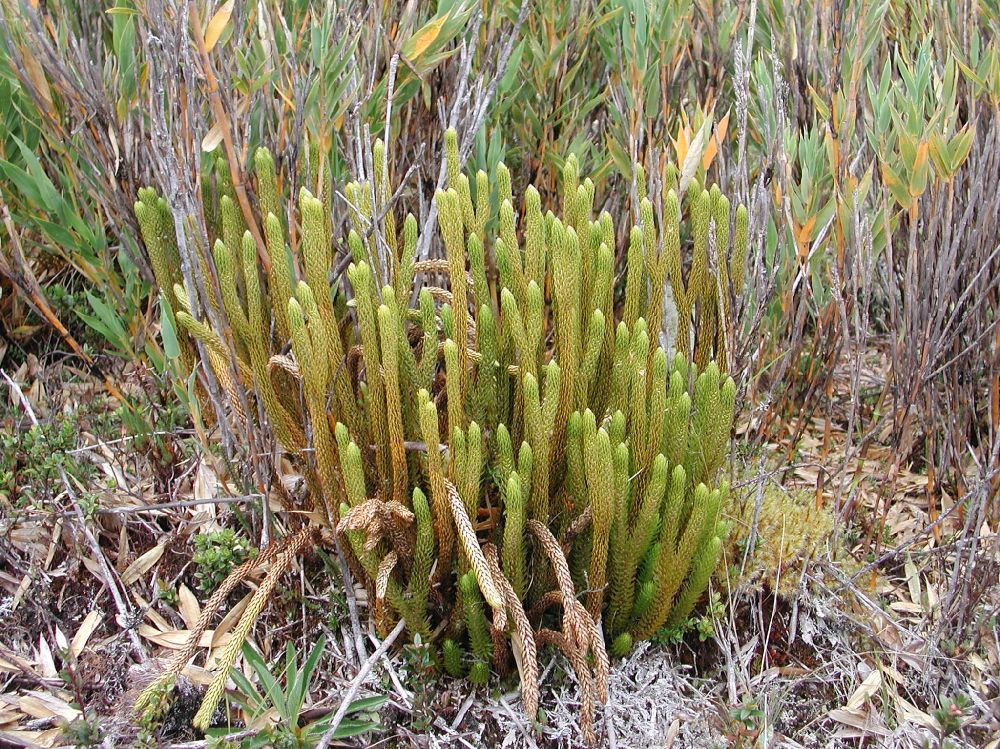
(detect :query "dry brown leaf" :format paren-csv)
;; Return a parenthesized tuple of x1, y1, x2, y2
(829, 707, 891, 737)
(893, 693, 939, 731)
(54, 627, 68, 654)
(0, 727, 61, 748)
(180, 663, 215, 687)
(0, 648, 36, 676)
(968, 652, 989, 673)
(201, 121, 225, 153)
(191, 458, 224, 519)
(678, 117, 710, 195)
(889, 601, 924, 615)
(117, 524, 128, 573)
(10, 574, 30, 612)
(845, 668, 881, 710)
(925, 576, 939, 610)
(177, 584, 201, 630)
(120, 543, 165, 585)
(17, 44, 52, 112)
(904, 556, 921, 603)
(37, 727, 65, 748)
(70, 611, 101, 659)
(135, 591, 172, 633)
(880, 663, 905, 684)
(211, 591, 252, 647)
(663, 718, 681, 749)
(35, 637, 56, 679)
(137, 624, 233, 650)
(17, 691, 79, 722)
(43, 519, 62, 571)
(81, 555, 103, 580)
(0, 660, 20, 675)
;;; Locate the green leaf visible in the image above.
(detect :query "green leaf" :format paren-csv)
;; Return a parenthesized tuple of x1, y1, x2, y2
(0, 160, 45, 207)
(807, 84, 831, 121)
(344, 695, 388, 712)
(306, 694, 386, 739)
(159, 294, 181, 361)
(499, 40, 525, 93)
(284, 640, 298, 703)
(307, 718, 380, 740)
(288, 634, 326, 720)
(78, 291, 130, 354)
(33, 216, 82, 254)
(105, 5, 141, 16)
(111, 1, 138, 99)
(948, 125, 975, 174)
(227, 663, 264, 712)
(11, 135, 61, 211)
(241, 642, 287, 722)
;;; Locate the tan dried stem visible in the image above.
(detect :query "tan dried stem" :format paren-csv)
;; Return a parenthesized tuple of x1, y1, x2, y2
(188, 0, 269, 270)
(132, 528, 310, 713)
(375, 551, 399, 630)
(526, 520, 589, 650)
(267, 354, 301, 379)
(562, 505, 593, 545)
(193, 526, 317, 729)
(446, 480, 506, 623)
(484, 544, 540, 718)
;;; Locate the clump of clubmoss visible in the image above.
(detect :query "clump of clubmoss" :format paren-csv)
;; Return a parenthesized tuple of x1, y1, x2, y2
(133, 132, 747, 743)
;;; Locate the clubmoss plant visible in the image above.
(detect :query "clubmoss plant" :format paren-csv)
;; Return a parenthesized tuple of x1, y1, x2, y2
(132, 132, 741, 743)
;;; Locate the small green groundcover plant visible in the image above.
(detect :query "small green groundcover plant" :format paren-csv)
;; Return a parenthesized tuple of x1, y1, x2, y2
(133, 130, 747, 742)
(221, 636, 384, 748)
(132, 636, 383, 748)
(193, 529, 258, 594)
(1, 415, 90, 508)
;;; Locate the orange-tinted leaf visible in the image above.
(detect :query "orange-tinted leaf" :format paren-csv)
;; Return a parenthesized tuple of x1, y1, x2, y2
(402, 11, 449, 62)
(908, 141, 931, 197)
(796, 215, 818, 258)
(881, 163, 912, 210)
(203, 0, 234, 52)
(19, 45, 52, 112)
(673, 121, 690, 168)
(702, 111, 730, 171)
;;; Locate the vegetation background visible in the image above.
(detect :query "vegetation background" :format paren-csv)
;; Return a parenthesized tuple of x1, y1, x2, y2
(0, 0, 997, 747)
